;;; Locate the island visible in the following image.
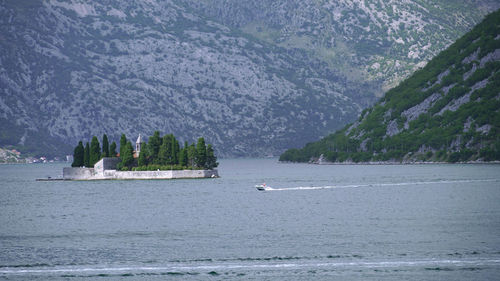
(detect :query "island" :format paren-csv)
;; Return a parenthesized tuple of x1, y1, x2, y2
(63, 132, 218, 180)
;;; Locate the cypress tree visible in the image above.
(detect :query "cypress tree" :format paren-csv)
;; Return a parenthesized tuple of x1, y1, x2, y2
(179, 148, 187, 167)
(195, 137, 207, 168)
(89, 136, 101, 167)
(109, 141, 117, 157)
(119, 134, 127, 158)
(84, 142, 90, 167)
(71, 141, 84, 167)
(138, 147, 147, 167)
(171, 137, 180, 165)
(119, 141, 134, 170)
(187, 143, 196, 168)
(148, 131, 161, 164)
(181, 141, 189, 167)
(159, 134, 173, 165)
(102, 134, 110, 157)
(205, 144, 218, 169)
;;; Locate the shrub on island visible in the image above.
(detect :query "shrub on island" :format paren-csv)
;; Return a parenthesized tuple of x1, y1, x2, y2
(132, 164, 204, 171)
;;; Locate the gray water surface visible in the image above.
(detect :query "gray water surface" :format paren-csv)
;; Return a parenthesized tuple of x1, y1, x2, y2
(1, 159, 499, 280)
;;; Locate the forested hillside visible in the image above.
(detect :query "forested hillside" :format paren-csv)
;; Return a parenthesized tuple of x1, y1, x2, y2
(280, 10, 500, 163)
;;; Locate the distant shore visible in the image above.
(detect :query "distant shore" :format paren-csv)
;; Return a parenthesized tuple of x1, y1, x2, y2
(280, 160, 500, 165)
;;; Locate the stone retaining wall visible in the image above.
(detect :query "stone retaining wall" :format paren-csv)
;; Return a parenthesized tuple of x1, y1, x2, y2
(63, 166, 218, 180)
(63, 167, 96, 180)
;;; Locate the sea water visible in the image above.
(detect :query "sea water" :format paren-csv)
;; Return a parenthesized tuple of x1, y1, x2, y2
(1, 159, 499, 280)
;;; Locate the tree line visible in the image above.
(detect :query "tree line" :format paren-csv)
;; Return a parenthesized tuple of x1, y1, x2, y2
(71, 134, 115, 168)
(71, 132, 218, 170)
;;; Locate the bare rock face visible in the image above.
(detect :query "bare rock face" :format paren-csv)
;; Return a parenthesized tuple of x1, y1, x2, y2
(1, 1, 498, 157)
(180, 0, 499, 90)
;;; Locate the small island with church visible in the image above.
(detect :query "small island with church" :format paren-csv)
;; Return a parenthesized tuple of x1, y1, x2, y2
(62, 131, 219, 180)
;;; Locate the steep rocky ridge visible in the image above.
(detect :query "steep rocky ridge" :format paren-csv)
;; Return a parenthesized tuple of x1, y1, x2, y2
(280, 10, 500, 163)
(182, 0, 500, 91)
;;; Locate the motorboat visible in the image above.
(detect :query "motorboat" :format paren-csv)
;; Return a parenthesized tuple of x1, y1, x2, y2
(255, 183, 271, 191)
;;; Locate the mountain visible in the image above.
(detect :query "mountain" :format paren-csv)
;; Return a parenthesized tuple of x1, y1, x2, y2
(280, 9, 500, 163)
(181, 0, 499, 91)
(1, 1, 498, 157)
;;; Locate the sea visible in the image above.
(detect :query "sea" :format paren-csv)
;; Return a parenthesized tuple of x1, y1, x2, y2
(1, 158, 499, 280)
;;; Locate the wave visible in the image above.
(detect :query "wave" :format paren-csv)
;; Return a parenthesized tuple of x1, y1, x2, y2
(0, 263, 51, 268)
(166, 254, 363, 264)
(265, 179, 499, 191)
(1, 258, 499, 276)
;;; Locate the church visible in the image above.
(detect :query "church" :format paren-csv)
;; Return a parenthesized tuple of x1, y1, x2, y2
(133, 134, 144, 158)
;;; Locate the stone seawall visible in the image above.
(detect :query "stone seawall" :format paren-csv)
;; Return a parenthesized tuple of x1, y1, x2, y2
(107, 169, 218, 180)
(63, 167, 218, 180)
(63, 167, 96, 180)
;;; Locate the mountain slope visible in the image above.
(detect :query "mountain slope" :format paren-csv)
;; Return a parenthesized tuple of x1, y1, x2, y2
(0, 1, 498, 157)
(182, 0, 499, 91)
(280, 9, 500, 163)
(0, 1, 375, 157)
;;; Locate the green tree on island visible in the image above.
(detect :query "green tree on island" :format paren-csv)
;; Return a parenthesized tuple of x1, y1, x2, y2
(138, 148, 148, 167)
(148, 131, 161, 164)
(195, 137, 207, 168)
(119, 134, 127, 158)
(102, 134, 109, 157)
(89, 136, 101, 167)
(118, 141, 134, 170)
(71, 132, 218, 171)
(84, 142, 90, 167)
(159, 134, 173, 165)
(179, 146, 188, 167)
(205, 144, 218, 169)
(71, 141, 84, 167)
(172, 137, 180, 165)
(137, 142, 148, 167)
(187, 143, 196, 168)
(109, 141, 117, 157)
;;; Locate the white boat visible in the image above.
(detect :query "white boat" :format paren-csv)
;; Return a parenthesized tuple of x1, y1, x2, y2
(255, 183, 271, 191)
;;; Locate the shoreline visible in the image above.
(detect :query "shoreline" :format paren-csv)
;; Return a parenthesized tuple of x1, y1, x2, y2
(279, 160, 500, 165)
(37, 175, 219, 181)
(63, 167, 219, 181)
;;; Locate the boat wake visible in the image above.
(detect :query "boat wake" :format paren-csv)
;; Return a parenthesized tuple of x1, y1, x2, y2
(266, 179, 498, 191)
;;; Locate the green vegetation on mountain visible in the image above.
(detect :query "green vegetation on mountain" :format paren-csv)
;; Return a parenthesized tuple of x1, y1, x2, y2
(280, 10, 500, 163)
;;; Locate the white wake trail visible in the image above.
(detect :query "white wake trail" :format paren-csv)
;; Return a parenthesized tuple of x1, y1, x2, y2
(267, 179, 498, 191)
